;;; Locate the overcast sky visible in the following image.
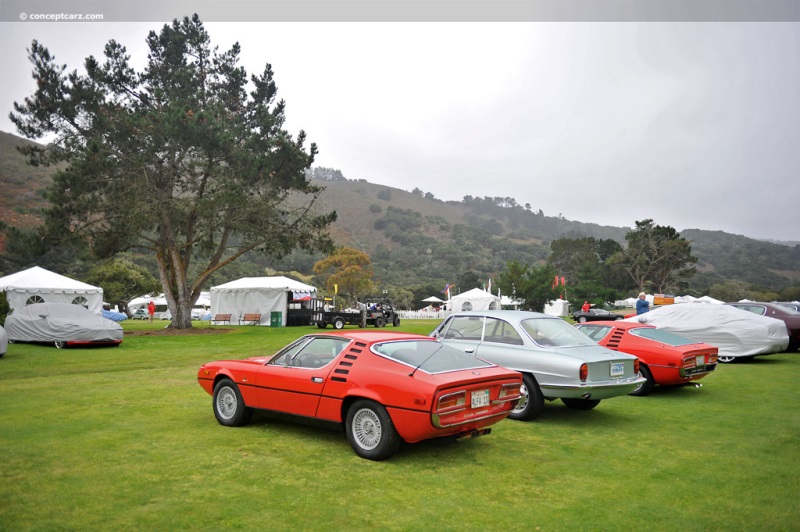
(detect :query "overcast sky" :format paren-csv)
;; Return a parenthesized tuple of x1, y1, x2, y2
(1, 3, 798, 241)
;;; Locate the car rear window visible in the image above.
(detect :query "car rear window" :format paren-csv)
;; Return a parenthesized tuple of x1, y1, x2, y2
(629, 327, 700, 346)
(372, 340, 493, 374)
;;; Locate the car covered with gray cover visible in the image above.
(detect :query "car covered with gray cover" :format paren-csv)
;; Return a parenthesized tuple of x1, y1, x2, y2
(0, 325, 7, 356)
(4, 302, 123, 348)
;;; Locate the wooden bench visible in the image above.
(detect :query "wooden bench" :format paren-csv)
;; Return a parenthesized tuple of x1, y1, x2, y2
(239, 313, 262, 326)
(210, 314, 231, 325)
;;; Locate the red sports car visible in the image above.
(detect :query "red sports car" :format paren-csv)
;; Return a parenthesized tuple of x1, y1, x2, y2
(575, 321, 718, 396)
(198, 331, 522, 460)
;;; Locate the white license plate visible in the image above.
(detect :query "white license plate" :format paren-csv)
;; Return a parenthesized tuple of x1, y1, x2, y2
(610, 362, 624, 378)
(471, 389, 490, 408)
(696, 355, 705, 366)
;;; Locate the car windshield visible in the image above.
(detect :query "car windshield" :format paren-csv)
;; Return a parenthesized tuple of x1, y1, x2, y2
(372, 340, 493, 374)
(520, 318, 596, 347)
(629, 327, 700, 346)
(576, 324, 613, 341)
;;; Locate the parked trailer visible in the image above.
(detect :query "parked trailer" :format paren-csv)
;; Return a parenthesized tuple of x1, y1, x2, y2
(310, 298, 400, 329)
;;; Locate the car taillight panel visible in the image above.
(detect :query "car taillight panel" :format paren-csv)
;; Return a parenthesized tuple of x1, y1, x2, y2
(633, 358, 640, 375)
(498, 383, 521, 399)
(579, 363, 588, 382)
(437, 391, 466, 413)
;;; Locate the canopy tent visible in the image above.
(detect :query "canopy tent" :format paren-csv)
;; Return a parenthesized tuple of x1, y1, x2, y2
(421, 296, 445, 304)
(210, 276, 317, 326)
(543, 299, 570, 317)
(449, 288, 500, 312)
(0, 266, 103, 314)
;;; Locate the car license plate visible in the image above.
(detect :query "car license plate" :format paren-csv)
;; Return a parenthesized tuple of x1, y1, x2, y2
(471, 389, 490, 408)
(610, 362, 624, 378)
(696, 355, 705, 366)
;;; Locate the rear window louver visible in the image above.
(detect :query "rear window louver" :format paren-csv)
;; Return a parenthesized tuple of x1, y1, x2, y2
(606, 330, 625, 349)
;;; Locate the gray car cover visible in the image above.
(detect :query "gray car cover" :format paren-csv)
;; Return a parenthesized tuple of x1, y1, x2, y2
(623, 303, 788, 358)
(4, 302, 123, 344)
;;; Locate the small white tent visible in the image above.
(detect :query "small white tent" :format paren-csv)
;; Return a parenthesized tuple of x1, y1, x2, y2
(210, 276, 317, 326)
(449, 288, 501, 312)
(0, 266, 103, 314)
(543, 299, 570, 317)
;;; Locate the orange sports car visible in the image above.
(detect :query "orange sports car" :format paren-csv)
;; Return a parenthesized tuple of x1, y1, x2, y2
(575, 321, 718, 396)
(198, 331, 522, 460)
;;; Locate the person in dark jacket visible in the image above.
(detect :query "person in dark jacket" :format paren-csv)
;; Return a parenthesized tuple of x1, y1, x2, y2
(636, 292, 650, 315)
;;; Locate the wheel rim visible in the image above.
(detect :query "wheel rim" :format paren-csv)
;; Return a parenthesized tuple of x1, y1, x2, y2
(55, 340, 65, 349)
(718, 355, 736, 363)
(351, 408, 382, 450)
(216, 387, 238, 420)
(512, 383, 529, 414)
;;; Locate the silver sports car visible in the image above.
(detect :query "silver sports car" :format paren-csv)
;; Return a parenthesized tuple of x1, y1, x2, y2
(430, 310, 644, 420)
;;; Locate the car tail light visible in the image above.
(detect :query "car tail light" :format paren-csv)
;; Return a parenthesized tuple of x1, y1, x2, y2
(437, 391, 466, 413)
(633, 358, 640, 375)
(682, 356, 697, 369)
(580, 363, 588, 382)
(708, 353, 718, 364)
(499, 383, 521, 399)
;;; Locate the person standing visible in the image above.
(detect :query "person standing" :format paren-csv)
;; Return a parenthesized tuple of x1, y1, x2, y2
(636, 292, 650, 315)
(147, 300, 156, 323)
(581, 301, 590, 313)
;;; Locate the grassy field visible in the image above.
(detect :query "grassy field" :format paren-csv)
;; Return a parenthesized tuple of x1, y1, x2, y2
(1, 320, 798, 530)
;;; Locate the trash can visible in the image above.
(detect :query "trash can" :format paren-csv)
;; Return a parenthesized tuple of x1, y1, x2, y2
(270, 311, 283, 327)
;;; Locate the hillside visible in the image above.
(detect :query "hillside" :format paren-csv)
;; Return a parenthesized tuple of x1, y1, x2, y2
(1, 130, 799, 293)
(0, 131, 53, 229)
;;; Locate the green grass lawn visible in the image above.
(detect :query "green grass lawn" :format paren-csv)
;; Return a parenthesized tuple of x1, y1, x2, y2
(1, 320, 798, 530)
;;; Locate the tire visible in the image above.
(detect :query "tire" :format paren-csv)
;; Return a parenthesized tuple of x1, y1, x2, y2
(333, 317, 345, 330)
(561, 397, 601, 410)
(718, 355, 737, 363)
(578, 316, 587, 323)
(509, 374, 545, 421)
(374, 317, 386, 328)
(345, 399, 401, 461)
(629, 364, 655, 397)
(317, 323, 327, 329)
(54, 340, 66, 349)
(213, 379, 252, 427)
(392, 315, 400, 327)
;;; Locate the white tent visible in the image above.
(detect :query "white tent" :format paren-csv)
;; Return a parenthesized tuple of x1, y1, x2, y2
(543, 299, 570, 317)
(210, 276, 317, 326)
(449, 288, 500, 312)
(697, 295, 724, 304)
(0, 266, 103, 314)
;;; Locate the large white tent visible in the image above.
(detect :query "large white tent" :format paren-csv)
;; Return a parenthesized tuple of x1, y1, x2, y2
(210, 276, 316, 326)
(0, 266, 103, 314)
(449, 288, 500, 312)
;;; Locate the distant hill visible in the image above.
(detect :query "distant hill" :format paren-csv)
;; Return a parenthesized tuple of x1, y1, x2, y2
(2, 130, 798, 292)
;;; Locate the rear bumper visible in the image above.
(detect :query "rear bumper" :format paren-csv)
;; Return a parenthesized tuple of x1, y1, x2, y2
(540, 375, 646, 400)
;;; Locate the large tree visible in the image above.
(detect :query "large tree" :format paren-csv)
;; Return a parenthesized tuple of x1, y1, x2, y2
(612, 219, 697, 293)
(10, 15, 336, 328)
(496, 260, 561, 313)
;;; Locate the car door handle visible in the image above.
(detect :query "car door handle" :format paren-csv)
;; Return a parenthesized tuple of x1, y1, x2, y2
(311, 377, 323, 383)
(464, 348, 475, 354)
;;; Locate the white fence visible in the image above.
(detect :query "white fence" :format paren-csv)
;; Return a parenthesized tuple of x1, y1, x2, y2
(397, 310, 452, 320)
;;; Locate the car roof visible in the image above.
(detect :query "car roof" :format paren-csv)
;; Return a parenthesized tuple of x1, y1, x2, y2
(447, 310, 558, 319)
(308, 330, 432, 343)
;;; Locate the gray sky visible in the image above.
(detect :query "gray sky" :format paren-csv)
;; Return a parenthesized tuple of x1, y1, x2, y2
(1, 2, 799, 241)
